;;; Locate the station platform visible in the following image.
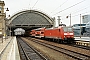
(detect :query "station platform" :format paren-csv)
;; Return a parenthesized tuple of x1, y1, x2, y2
(0, 36, 90, 60)
(0, 36, 20, 60)
(75, 37, 90, 41)
(74, 37, 90, 46)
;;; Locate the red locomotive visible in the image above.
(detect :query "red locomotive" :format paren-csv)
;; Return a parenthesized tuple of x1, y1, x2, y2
(30, 26, 74, 43)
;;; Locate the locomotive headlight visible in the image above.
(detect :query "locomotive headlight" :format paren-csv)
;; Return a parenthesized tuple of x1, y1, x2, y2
(64, 33, 73, 35)
(70, 33, 73, 35)
(64, 33, 67, 35)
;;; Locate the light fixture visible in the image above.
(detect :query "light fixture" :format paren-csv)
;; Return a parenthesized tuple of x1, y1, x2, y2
(6, 8, 9, 11)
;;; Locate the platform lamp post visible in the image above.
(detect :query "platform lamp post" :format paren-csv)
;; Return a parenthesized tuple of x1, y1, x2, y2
(52, 17, 56, 27)
(57, 16, 61, 26)
(4, 8, 9, 40)
(8, 23, 11, 36)
(66, 14, 71, 27)
(0, 20, 4, 43)
(9, 23, 13, 36)
(80, 14, 81, 38)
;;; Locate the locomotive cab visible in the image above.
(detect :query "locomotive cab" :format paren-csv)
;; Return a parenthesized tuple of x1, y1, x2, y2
(62, 27, 74, 43)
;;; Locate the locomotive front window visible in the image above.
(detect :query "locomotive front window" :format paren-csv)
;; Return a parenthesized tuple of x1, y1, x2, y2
(63, 27, 72, 32)
(68, 28, 72, 31)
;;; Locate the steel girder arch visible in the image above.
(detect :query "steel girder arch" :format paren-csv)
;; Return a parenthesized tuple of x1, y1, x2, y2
(8, 10, 54, 28)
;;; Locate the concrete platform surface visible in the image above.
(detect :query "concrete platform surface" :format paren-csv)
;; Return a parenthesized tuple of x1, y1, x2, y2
(75, 37, 90, 41)
(0, 37, 12, 54)
(0, 36, 20, 60)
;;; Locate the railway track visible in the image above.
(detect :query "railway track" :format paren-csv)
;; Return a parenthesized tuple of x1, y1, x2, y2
(67, 43, 90, 50)
(26, 37, 90, 60)
(30, 37, 90, 50)
(17, 37, 48, 60)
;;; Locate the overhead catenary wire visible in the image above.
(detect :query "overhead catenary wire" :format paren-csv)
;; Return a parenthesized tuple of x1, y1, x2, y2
(32, 0, 39, 9)
(52, 0, 86, 16)
(51, 0, 68, 13)
(72, 11, 90, 17)
(63, 5, 90, 18)
(61, 10, 90, 23)
(65, 5, 90, 17)
(71, 5, 90, 14)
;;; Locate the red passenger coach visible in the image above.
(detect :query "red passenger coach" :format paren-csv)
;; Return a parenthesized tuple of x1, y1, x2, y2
(30, 30, 35, 37)
(31, 28, 45, 38)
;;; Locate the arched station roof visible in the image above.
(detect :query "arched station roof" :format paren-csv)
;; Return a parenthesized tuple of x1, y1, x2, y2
(8, 10, 54, 30)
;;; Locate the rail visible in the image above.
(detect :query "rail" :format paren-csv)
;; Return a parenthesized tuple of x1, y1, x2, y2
(17, 37, 48, 60)
(27, 37, 90, 60)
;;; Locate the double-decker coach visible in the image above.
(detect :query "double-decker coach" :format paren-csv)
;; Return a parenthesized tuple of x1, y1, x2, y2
(30, 27, 45, 38)
(30, 30, 35, 37)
